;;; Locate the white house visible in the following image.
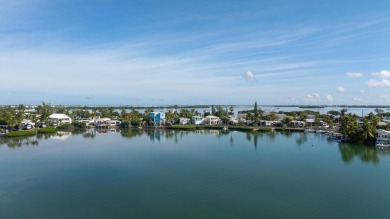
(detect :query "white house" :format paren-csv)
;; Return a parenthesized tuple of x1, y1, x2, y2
(179, 117, 191, 125)
(261, 120, 274, 126)
(290, 120, 305, 127)
(74, 117, 94, 124)
(229, 115, 238, 124)
(203, 116, 221, 125)
(376, 129, 390, 147)
(305, 115, 315, 124)
(21, 119, 35, 130)
(95, 118, 111, 127)
(49, 114, 72, 125)
(192, 116, 204, 125)
(110, 120, 122, 126)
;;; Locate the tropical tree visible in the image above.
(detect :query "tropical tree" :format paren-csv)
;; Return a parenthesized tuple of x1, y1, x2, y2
(254, 101, 258, 118)
(229, 106, 234, 115)
(374, 108, 384, 116)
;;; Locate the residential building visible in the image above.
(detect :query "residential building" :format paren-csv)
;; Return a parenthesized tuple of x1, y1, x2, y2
(192, 116, 204, 125)
(179, 117, 191, 125)
(49, 114, 72, 125)
(376, 129, 390, 147)
(149, 112, 166, 126)
(203, 115, 221, 125)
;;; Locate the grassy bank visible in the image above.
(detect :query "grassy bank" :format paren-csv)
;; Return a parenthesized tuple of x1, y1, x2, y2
(255, 127, 273, 132)
(167, 125, 197, 130)
(199, 125, 224, 130)
(274, 127, 305, 132)
(228, 126, 256, 131)
(5, 130, 36, 137)
(37, 127, 57, 133)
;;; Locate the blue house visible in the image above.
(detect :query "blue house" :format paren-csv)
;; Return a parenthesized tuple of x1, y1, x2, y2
(149, 112, 166, 126)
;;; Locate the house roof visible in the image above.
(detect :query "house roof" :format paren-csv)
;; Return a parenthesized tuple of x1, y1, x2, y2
(305, 118, 315, 123)
(377, 129, 390, 134)
(49, 114, 71, 119)
(205, 115, 219, 119)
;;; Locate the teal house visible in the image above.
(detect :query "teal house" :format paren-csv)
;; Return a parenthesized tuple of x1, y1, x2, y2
(149, 112, 166, 126)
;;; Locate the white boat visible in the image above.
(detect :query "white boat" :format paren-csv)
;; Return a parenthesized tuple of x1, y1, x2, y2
(376, 142, 390, 147)
(304, 129, 315, 133)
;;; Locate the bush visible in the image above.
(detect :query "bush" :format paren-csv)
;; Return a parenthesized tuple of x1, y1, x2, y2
(72, 121, 86, 129)
(5, 130, 36, 137)
(57, 122, 86, 130)
(37, 127, 57, 133)
(57, 123, 71, 130)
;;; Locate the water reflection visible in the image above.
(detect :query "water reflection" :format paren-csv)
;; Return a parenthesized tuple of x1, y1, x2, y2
(0, 136, 39, 148)
(339, 144, 380, 164)
(1, 129, 389, 164)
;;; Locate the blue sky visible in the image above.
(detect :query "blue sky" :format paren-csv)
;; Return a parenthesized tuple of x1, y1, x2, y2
(1, 0, 390, 106)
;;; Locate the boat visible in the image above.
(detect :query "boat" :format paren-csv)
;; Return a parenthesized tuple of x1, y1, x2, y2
(304, 129, 315, 133)
(329, 133, 346, 142)
(376, 142, 390, 147)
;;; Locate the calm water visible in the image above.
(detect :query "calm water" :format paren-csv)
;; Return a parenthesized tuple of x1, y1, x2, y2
(0, 129, 389, 219)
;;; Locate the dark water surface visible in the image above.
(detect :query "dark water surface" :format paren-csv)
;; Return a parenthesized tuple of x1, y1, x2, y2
(0, 129, 389, 219)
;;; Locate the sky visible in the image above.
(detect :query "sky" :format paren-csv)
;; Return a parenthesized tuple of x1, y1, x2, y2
(1, 0, 390, 106)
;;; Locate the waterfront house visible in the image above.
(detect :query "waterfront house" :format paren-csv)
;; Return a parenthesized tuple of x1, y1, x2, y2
(110, 120, 122, 126)
(21, 119, 35, 130)
(228, 115, 238, 125)
(203, 115, 221, 125)
(376, 129, 390, 147)
(261, 120, 274, 126)
(74, 117, 94, 124)
(305, 115, 315, 125)
(149, 112, 166, 126)
(290, 120, 305, 127)
(179, 117, 191, 125)
(95, 118, 111, 127)
(49, 114, 72, 125)
(192, 116, 204, 125)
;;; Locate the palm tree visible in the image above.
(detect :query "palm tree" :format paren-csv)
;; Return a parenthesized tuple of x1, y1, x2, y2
(340, 108, 348, 117)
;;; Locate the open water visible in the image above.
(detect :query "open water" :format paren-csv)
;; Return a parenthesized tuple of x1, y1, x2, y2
(0, 129, 389, 218)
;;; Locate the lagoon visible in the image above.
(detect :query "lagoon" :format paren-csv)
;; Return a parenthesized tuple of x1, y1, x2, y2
(0, 129, 389, 218)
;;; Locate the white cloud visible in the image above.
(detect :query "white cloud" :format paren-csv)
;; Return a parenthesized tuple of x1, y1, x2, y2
(366, 79, 390, 87)
(337, 86, 345, 92)
(313, 93, 320, 98)
(307, 94, 313, 98)
(326, 95, 333, 102)
(360, 90, 365, 93)
(353, 97, 362, 101)
(372, 70, 390, 78)
(243, 71, 255, 83)
(346, 72, 363, 78)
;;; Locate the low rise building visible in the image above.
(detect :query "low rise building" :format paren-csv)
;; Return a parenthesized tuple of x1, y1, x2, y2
(49, 114, 72, 125)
